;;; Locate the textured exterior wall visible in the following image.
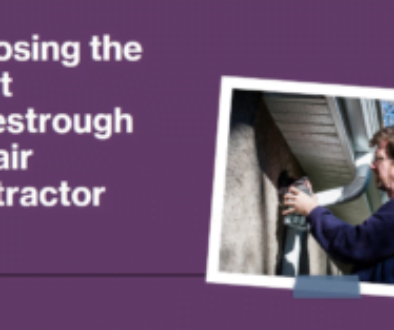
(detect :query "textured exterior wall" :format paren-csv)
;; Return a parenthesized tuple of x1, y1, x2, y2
(219, 91, 335, 276)
(220, 122, 264, 273)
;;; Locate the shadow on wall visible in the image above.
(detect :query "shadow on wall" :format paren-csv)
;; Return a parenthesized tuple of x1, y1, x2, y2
(219, 90, 335, 276)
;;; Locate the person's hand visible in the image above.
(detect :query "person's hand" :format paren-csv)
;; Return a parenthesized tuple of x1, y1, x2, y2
(283, 186, 318, 216)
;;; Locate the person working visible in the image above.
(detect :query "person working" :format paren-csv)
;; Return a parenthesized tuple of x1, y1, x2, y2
(283, 126, 394, 283)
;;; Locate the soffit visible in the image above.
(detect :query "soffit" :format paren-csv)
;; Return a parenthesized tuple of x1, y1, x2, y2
(263, 94, 377, 225)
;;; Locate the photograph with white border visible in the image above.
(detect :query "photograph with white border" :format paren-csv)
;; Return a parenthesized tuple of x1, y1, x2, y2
(207, 77, 394, 297)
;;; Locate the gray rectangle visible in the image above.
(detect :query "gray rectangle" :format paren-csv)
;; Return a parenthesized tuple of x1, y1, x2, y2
(294, 276, 360, 299)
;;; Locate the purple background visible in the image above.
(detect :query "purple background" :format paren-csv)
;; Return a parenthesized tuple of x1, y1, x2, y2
(0, 0, 393, 328)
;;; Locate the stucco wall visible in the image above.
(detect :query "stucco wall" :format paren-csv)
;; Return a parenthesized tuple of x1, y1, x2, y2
(219, 90, 336, 276)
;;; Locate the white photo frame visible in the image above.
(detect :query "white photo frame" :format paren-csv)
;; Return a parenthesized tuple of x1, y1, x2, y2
(206, 76, 394, 297)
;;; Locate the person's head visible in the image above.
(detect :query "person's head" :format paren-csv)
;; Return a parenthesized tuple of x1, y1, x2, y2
(370, 126, 394, 196)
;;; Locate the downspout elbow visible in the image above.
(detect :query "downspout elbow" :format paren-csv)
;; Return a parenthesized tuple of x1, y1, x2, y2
(316, 153, 373, 208)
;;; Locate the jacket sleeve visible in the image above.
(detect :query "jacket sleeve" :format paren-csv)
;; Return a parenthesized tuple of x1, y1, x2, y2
(307, 203, 394, 264)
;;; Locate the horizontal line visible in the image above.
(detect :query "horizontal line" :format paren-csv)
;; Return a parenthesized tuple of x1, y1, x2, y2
(0, 273, 206, 278)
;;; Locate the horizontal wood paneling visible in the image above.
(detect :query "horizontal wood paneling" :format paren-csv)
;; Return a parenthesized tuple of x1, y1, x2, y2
(263, 95, 370, 225)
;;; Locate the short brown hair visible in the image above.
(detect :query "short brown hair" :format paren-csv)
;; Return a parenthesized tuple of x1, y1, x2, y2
(370, 126, 394, 159)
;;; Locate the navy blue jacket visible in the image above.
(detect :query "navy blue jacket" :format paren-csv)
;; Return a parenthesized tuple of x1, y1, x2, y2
(307, 199, 394, 283)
